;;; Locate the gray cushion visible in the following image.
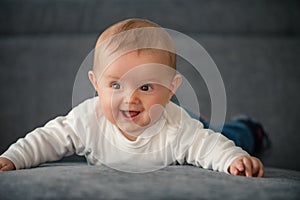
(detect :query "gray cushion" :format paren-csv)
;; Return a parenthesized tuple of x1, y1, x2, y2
(0, 163, 299, 200)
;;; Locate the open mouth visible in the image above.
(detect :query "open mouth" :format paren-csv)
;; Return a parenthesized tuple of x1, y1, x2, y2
(121, 110, 141, 119)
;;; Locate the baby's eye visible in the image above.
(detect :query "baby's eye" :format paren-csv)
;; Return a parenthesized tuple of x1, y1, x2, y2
(140, 84, 153, 91)
(111, 82, 121, 90)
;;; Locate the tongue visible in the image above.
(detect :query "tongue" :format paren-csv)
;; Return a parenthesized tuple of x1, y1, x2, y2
(125, 111, 139, 118)
(129, 111, 139, 117)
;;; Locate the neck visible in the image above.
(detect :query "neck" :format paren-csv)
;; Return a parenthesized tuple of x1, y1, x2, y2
(121, 131, 138, 141)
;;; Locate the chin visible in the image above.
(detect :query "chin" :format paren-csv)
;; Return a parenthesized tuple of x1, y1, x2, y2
(118, 122, 150, 135)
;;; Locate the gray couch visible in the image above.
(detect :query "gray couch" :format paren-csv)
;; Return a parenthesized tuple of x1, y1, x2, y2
(0, 0, 300, 199)
(0, 163, 299, 200)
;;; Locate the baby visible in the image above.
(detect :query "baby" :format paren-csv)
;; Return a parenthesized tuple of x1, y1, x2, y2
(0, 18, 263, 177)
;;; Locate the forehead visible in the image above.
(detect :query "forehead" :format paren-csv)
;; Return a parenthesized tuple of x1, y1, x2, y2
(114, 50, 170, 66)
(98, 51, 175, 85)
(99, 50, 174, 77)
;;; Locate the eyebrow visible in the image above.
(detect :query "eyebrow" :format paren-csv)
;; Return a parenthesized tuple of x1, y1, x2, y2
(105, 75, 121, 79)
(104, 75, 162, 84)
(142, 78, 160, 83)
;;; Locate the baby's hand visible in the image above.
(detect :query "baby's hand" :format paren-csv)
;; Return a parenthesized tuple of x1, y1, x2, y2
(228, 155, 264, 177)
(0, 157, 15, 172)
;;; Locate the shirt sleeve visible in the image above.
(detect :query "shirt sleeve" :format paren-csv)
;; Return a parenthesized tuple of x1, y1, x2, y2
(0, 108, 86, 170)
(185, 128, 249, 173)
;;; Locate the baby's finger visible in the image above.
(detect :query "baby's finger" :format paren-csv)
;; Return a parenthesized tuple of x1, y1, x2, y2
(235, 159, 245, 172)
(229, 166, 236, 175)
(250, 157, 264, 177)
(0, 164, 13, 172)
(231, 166, 241, 175)
(258, 165, 264, 177)
(243, 157, 253, 177)
(255, 159, 264, 177)
(0, 166, 8, 171)
(0, 165, 8, 172)
(251, 158, 260, 176)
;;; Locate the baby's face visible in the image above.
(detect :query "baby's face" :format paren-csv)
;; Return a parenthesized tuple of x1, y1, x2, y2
(93, 51, 179, 137)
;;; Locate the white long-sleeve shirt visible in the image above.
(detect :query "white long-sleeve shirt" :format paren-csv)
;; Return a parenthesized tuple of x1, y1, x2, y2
(1, 97, 248, 173)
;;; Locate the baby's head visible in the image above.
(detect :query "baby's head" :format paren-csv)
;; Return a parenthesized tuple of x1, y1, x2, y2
(89, 18, 182, 140)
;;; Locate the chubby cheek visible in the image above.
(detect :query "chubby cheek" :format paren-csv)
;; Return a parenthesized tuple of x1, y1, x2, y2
(142, 95, 169, 121)
(98, 93, 119, 125)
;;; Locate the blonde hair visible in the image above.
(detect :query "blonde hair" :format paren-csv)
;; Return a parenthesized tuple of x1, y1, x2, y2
(93, 18, 176, 75)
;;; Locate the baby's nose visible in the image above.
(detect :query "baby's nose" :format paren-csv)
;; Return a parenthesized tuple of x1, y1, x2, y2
(123, 90, 140, 104)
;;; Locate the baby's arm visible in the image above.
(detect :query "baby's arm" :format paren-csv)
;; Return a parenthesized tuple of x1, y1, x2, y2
(0, 113, 85, 171)
(181, 126, 258, 175)
(228, 155, 264, 177)
(185, 128, 264, 177)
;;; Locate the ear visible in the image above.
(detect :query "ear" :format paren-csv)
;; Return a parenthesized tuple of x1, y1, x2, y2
(88, 71, 99, 91)
(168, 74, 182, 100)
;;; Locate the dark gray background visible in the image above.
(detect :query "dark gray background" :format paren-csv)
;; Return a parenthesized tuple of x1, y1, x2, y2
(0, 0, 299, 170)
